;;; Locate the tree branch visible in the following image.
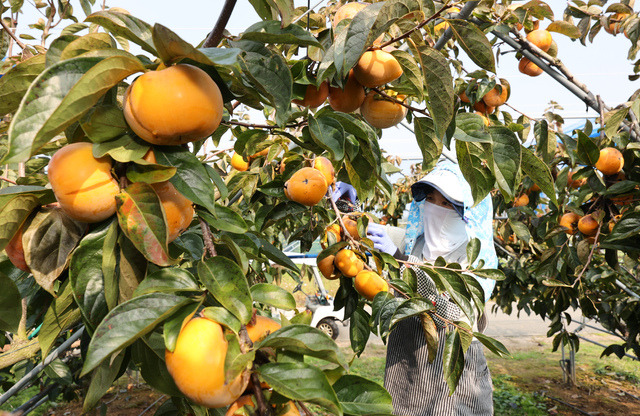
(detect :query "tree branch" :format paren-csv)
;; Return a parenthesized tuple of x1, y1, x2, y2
(203, 0, 237, 48)
(198, 217, 217, 257)
(0, 17, 26, 50)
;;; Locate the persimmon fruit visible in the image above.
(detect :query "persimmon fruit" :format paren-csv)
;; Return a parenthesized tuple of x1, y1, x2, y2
(246, 315, 281, 343)
(473, 100, 495, 115)
(123, 64, 223, 146)
(313, 156, 335, 186)
(328, 70, 366, 113)
(165, 317, 250, 408)
(48, 142, 120, 223)
(230, 152, 249, 172)
(354, 270, 389, 301)
(318, 255, 339, 280)
(353, 50, 403, 88)
(6, 226, 29, 273)
(292, 82, 329, 108)
(150, 181, 194, 243)
(567, 171, 587, 189)
(595, 147, 624, 176)
(559, 212, 581, 235)
(332, 2, 367, 28)
(360, 92, 407, 129)
(513, 194, 529, 207)
(334, 248, 364, 278)
(526, 29, 553, 52)
(518, 58, 543, 77)
(578, 214, 599, 236)
(482, 79, 510, 107)
(284, 167, 328, 206)
(605, 13, 629, 35)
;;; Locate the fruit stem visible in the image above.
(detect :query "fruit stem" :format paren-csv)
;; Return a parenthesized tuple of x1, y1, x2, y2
(250, 370, 272, 416)
(203, 0, 237, 47)
(0, 176, 17, 185)
(198, 217, 218, 257)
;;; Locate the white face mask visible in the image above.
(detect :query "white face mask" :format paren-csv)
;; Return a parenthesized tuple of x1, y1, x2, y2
(421, 201, 469, 264)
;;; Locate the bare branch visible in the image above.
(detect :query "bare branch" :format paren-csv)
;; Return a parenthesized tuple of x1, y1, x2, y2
(203, 0, 237, 48)
(0, 17, 26, 50)
(199, 217, 218, 257)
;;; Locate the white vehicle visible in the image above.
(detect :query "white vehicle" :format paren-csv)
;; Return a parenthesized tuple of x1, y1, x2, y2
(283, 242, 348, 340)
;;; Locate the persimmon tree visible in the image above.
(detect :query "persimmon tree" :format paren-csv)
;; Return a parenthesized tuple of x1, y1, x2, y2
(1, 0, 639, 414)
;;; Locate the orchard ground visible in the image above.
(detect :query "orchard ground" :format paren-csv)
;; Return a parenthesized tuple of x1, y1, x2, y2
(11, 276, 637, 416)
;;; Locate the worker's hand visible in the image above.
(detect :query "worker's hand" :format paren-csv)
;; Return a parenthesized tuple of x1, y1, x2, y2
(367, 223, 397, 255)
(331, 181, 357, 202)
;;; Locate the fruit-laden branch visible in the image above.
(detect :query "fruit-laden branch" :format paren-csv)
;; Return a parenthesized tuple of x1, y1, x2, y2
(203, 0, 237, 47)
(371, 87, 430, 117)
(0, 16, 26, 50)
(223, 119, 308, 131)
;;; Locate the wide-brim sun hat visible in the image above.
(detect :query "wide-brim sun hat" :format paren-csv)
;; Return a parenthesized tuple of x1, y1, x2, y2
(411, 168, 465, 217)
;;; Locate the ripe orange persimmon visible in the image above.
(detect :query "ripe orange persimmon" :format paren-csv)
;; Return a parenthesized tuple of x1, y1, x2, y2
(165, 317, 250, 408)
(332, 2, 367, 28)
(526, 184, 541, 194)
(518, 58, 543, 77)
(150, 181, 194, 243)
(343, 216, 361, 240)
(226, 395, 300, 416)
(567, 171, 587, 189)
(595, 147, 624, 176)
(482, 79, 510, 107)
(354, 270, 389, 301)
(334, 248, 364, 278)
(605, 13, 629, 35)
(608, 214, 622, 232)
(473, 101, 495, 115)
(313, 156, 335, 186)
(318, 255, 339, 280)
(230, 153, 249, 172)
(513, 194, 529, 207)
(48, 142, 120, 223)
(321, 223, 342, 249)
(434, 6, 460, 33)
(353, 50, 403, 88)
(474, 112, 491, 126)
(123, 64, 223, 146)
(360, 92, 407, 129)
(459, 90, 471, 103)
(246, 315, 281, 343)
(578, 214, 599, 236)
(526, 29, 553, 51)
(328, 70, 366, 113)
(292, 82, 329, 108)
(6, 226, 29, 273)
(284, 167, 328, 206)
(559, 212, 581, 235)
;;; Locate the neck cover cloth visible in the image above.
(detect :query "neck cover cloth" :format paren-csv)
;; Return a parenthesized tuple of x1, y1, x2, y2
(404, 160, 498, 302)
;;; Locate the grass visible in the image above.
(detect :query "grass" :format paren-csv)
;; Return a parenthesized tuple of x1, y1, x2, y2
(0, 385, 53, 416)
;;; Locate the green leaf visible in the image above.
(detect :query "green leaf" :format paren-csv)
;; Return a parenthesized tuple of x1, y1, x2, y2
(116, 182, 176, 267)
(0, 272, 22, 333)
(39, 280, 82, 357)
(240, 21, 322, 47)
(133, 267, 199, 297)
(197, 205, 248, 234)
(371, 291, 403, 341)
(257, 237, 301, 273)
(456, 141, 494, 204)
(46, 35, 80, 67)
(333, 375, 393, 415)
(489, 126, 521, 199)
(80, 103, 130, 143)
(390, 299, 434, 329)
(547, 20, 581, 39)
(473, 268, 506, 281)
(454, 113, 492, 143)
(131, 335, 182, 397)
(23, 207, 86, 295)
(126, 162, 177, 184)
(201, 306, 242, 334)
(576, 130, 600, 166)
(85, 10, 156, 55)
(520, 146, 557, 206)
(84, 352, 125, 412)
(59, 33, 117, 61)
(308, 115, 345, 160)
(198, 257, 252, 324)
(257, 325, 347, 368)
(0, 193, 39, 252)
(423, 268, 474, 323)
(102, 221, 119, 310)
(0, 54, 46, 118)
(349, 307, 370, 356)
(416, 46, 454, 138)
(163, 301, 200, 352)
(69, 220, 112, 329)
(604, 107, 629, 139)
(474, 332, 510, 357)
(419, 313, 439, 363)
(82, 292, 193, 375)
(257, 362, 343, 416)
(44, 358, 73, 385)
(3, 53, 144, 163)
(250, 283, 296, 310)
(466, 238, 481, 266)
(391, 49, 423, 101)
(443, 329, 464, 395)
(449, 20, 496, 72)
(198, 47, 242, 66)
(535, 120, 554, 164)
(414, 117, 443, 171)
(154, 147, 219, 215)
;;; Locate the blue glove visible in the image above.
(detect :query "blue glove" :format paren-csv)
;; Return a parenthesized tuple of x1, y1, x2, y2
(331, 181, 357, 202)
(367, 223, 397, 255)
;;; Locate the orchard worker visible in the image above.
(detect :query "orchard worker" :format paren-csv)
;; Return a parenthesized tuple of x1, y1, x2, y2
(367, 159, 498, 415)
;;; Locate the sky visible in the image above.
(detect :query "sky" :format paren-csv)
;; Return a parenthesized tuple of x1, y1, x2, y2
(11, 0, 640, 160)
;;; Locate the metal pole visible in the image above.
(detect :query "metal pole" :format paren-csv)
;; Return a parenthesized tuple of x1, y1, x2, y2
(0, 327, 84, 406)
(434, 2, 480, 50)
(575, 333, 639, 361)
